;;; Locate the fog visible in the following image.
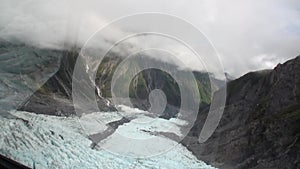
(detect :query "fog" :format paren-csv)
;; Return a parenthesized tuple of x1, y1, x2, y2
(1, 0, 300, 77)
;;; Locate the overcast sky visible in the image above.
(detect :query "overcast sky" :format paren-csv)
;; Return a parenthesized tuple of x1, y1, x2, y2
(1, 0, 300, 77)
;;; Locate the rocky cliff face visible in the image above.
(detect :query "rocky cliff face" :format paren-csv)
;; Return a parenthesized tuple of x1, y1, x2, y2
(18, 49, 215, 118)
(183, 56, 300, 169)
(0, 39, 62, 117)
(96, 54, 216, 118)
(15, 49, 222, 159)
(18, 49, 116, 116)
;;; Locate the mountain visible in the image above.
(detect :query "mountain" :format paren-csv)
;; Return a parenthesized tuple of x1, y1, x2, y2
(18, 48, 117, 116)
(183, 56, 300, 169)
(19, 49, 218, 118)
(2, 39, 299, 168)
(96, 54, 216, 119)
(0, 39, 62, 117)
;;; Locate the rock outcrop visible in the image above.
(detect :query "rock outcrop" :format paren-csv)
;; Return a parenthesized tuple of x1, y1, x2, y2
(96, 54, 215, 119)
(18, 49, 215, 117)
(183, 56, 300, 169)
(0, 39, 62, 117)
(18, 49, 116, 116)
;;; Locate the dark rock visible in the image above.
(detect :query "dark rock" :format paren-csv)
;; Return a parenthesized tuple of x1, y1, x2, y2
(96, 54, 215, 119)
(50, 130, 55, 135)
(182, 56, 300, 169)
(18, 48, 117, 116)
(89, 117, 133, 149)
(0, 39, 62, 118)
(59, 134, 64, 140)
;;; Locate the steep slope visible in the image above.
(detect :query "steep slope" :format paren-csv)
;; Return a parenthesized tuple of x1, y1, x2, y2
(17, 47, 217, 117)
(0, 39, 62, 117)
(18, 49, 116, 116)
(96, 54, 215, 118)
(183, 56, 300, 169)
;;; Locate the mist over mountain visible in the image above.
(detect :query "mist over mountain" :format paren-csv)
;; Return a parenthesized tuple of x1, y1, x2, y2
(1, 0, 300, 168)
(17, 44, 221, 119)
(8, 38, 300, 169)
(2, 0, 300, 77)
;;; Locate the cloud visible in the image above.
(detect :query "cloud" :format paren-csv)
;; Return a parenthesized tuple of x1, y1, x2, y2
(1, 0, 300, 77)
(192, 0, 300, 76)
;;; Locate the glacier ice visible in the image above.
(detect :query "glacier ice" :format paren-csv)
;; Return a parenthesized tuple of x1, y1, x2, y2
(0, 110, 217, 169)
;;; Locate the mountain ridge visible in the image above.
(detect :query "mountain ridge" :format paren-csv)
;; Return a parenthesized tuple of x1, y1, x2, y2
(18, 48, 218, 118)
(182, 55, 300, 169)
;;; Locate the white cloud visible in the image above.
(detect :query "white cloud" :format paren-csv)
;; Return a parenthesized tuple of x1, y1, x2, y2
(1, 0, 300, 77)
(250, 54, 285, 70)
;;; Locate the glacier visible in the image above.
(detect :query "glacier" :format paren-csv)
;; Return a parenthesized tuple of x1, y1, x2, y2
(0, 110, 216, 169)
